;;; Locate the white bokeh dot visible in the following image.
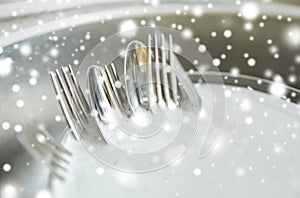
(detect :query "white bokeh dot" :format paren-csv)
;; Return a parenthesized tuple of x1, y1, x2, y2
(198, 44, 206, 53)
(14, 124, 22, 133)
(211, 31, 217, 37)
(245, 116, 253, 125)
(193, 168, 202, 176)
(29, 77, 37, 86)
(96, 167, 104, 175)
(223, 29, 232, 38)
(247, 58, 256, 67)
(0, 57, 13, 77)
(224, 90, 232, 98)
(3, 163, 12, 172)
(213, 58, 221, 67)
(36, 190, 52, 198)
(16, 99, 24, 108)
(20, 44, 32, 56)
(241, 2, 259, 20)
(12, 84, 20, 92)
(55, 115, 61, 122)
(2, 122, 10, 130)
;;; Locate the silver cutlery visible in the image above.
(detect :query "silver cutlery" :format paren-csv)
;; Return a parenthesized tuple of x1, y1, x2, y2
(17, 118, 72, 180)
(49, 65, 109, 143)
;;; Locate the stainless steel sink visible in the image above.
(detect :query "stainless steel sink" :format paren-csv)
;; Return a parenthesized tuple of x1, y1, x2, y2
(1, 0, 300, 197)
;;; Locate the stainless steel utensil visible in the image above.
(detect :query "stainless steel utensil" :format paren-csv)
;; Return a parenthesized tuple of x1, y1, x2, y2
(124, 33, 201, 114)
(17, 118, 72, 180)
(49, 65, 109, 143)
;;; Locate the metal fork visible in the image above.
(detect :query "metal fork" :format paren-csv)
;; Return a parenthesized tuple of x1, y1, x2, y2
(49, 65, 109, 143)
(17, 118, 72, 180)
(125, 34, 192, 112)
(147, 33, 179, 109)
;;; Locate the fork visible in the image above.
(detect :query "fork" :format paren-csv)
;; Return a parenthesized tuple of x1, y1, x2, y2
(17, 118, 72, 180)
(49, 65, 109, 143)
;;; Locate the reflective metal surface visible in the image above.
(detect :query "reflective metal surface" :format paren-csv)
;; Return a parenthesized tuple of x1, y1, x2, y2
(1, 0, 300, 197)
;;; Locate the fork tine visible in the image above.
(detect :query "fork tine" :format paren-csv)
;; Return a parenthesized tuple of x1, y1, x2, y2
(147, 34, 156, 109)
(66, 65, 90, 117)
(109, 63, 131, 116)
(161, 34, 172, 107)
(49, 70, 81, 141)
(33, 118, 72, 156)
(88, 66, 111, 123)
(34, 143, 69, 169)
(24, 119, 72, 163)
(61, 66, 89, 122)
(154, 34, 165, 109)
(61, 66, 87, 121)
(17, 120, 71, 181)
(57, 68, 83, 127)
(50, 160, 68, 171)
(55, 68, 86, 137)
(100, 65, 123, 120)
(168, 35, 179, 105)
(104, 63, 126, 115)
(17, 133, 43, 161)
